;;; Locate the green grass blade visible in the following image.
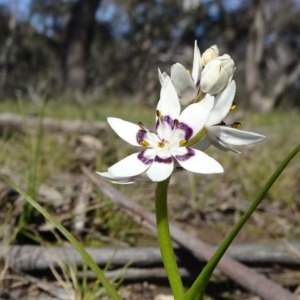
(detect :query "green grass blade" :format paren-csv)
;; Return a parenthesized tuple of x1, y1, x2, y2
(182, 142, 300, 300)
(0, 175, 123, 300)
(19, 93, 47, 227)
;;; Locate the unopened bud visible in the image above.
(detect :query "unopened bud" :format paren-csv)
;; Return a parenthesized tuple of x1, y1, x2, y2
(201, 45, 219, 66)
(200, 54, 235, 95)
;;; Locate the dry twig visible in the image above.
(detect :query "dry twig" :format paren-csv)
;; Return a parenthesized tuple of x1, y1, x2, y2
(4, 243, 300, 272)
(0, 113, 107, 135)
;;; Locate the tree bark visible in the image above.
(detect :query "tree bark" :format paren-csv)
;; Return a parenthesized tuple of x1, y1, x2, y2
(62, 0, 101, 91)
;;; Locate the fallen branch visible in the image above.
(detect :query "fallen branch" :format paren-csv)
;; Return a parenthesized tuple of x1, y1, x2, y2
(3, 242, 300, 272)
(4, 246, 164, 271)
(92, 267, 192, 281)
(82, 166, 298, 300)
(80, 267, 300, 287)
(0, 113, 107, 135)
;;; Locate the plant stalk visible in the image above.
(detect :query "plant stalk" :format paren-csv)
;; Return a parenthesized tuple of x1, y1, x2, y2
(155, 177, 185, 299)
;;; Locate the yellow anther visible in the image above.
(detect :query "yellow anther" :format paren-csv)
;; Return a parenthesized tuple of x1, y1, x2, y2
(157, 142, 164, 148)
(179, 139, 187, 146)
(140, 140, 149, 147)
(231, 122, 241, 128)
(156, 110, 162, 119)
(174, 119, 179, 127)
(230, 102, 237, 111)
(186, 69, 190, 74)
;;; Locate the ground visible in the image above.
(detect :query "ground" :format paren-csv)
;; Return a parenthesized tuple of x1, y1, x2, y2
(0, 98, 299, 299)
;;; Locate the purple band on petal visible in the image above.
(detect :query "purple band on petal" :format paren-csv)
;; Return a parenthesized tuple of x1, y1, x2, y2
(175, 147, 195, 162)
(156, 115, 175, 130)
(136, 130, 146, 144)
(177, 122, 193, 140)
(137, 150, 153, 165)
(154, 155, 173, 164)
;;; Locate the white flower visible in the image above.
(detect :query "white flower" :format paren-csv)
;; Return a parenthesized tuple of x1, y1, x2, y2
(196, 80, 265, 153)
(98, 77, 223, 184)
(200, 54, 236, 95)
(158, 41, 202, 105)
(201, 45, 219, 66)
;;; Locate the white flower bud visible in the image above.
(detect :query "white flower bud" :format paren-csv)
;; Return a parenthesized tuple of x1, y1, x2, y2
(200, 54, 235, 95)
(201, 45, 219, 66)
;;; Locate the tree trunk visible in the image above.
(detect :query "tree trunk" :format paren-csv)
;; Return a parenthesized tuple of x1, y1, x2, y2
(62, 0, 101, 92)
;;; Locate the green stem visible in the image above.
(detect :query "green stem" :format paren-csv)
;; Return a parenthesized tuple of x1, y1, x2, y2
(183, 142, 300, 300)
(1, 175, 122, 300)
(155, 177, 185, 299)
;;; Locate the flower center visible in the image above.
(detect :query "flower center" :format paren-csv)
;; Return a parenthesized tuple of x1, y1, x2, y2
(157, 139, 174, 150)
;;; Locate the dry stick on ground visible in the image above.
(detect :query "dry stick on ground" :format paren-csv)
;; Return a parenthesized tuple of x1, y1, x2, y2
(4, 243, 300, 272)
(0, 113, 107, 135)
(87, 267, 193, 281)
(82, 166, 298, 300)
(78, 267, 300, 286)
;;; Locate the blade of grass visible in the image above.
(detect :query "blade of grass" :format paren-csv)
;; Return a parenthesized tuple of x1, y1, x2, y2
(182, 142, 300, 300)
(19, 93, 47, 227)
(0, 175, 123, 300)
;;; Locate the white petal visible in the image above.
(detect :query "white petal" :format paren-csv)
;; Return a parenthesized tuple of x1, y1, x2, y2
(146, 152, 174, 182)
(97, 172, 151, 184)
(158, 68, 168, 86)
(107, 117, 141, 146)
(208, 126, 265, 145)
(108, 149, 156, 177)
(97, 172, 135, 184)
(205, 81, 236, 126)
(177, 95, 214, 140)
(156, 116, 174, 143)
(157, 76, 180, 120)
(171, 147, 223, 174)
(206, 127, 240, 152)
(207, 131, 240, 153)
(191, 40, 202, 85)
(200, 60, 228, 95)
(171, 63, 196, 105)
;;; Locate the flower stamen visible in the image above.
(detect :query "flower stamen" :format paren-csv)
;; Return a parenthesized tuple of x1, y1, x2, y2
(179, 139, 187, 146)
(231, 122, 241, 128)
(140, 140, 149, 147)
(230, 102, 237, 111)
(156, 110, 162, 119)
(157, 142, 164, 148)
(174, 119, 179, 127)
